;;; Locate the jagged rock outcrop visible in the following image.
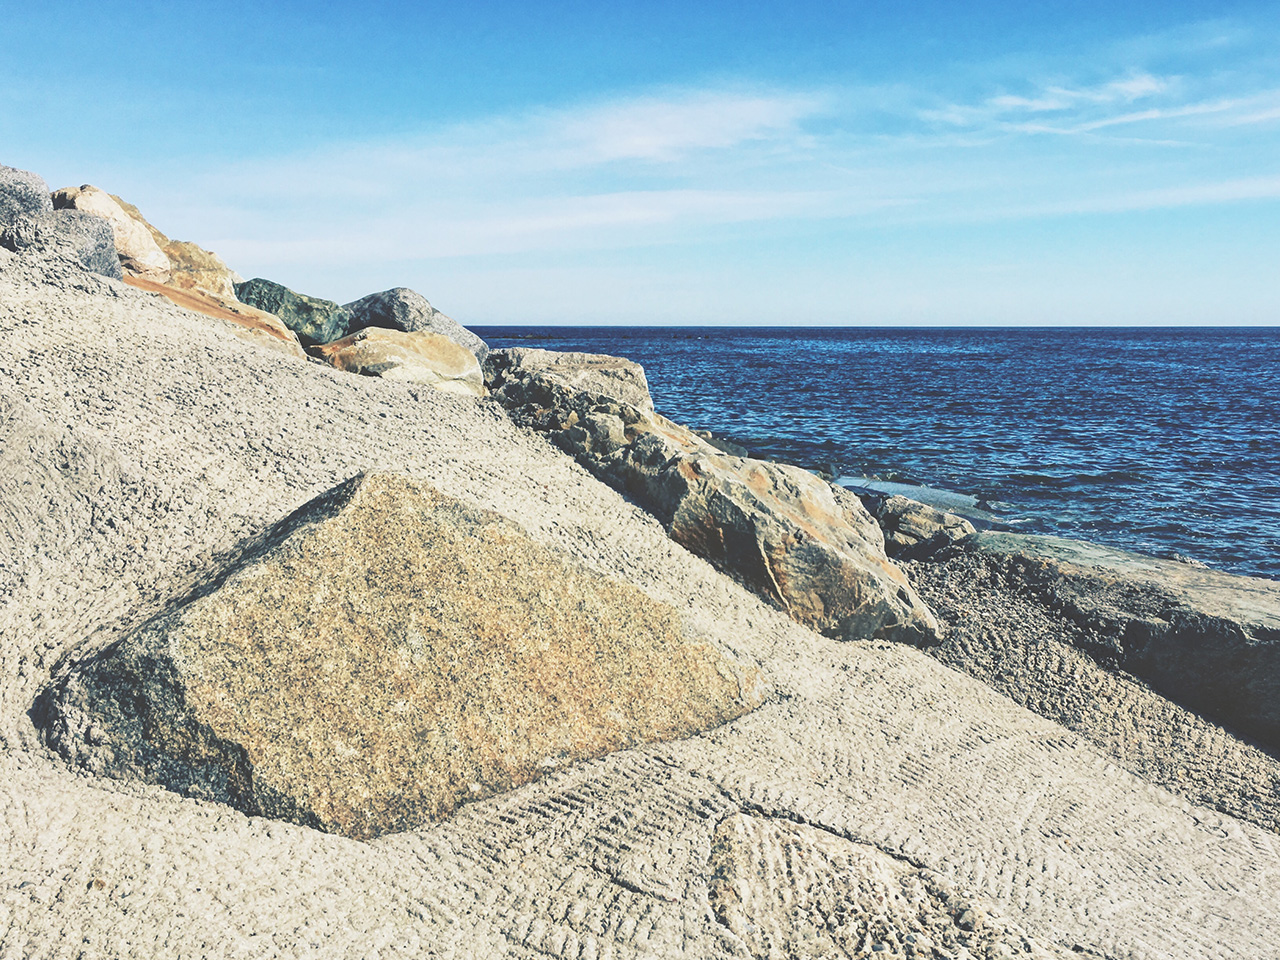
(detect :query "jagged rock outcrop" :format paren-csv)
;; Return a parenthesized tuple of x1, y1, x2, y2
(314, 327, 486, 395)
(36, 473, 765, 840)
(486, 348, 939, 644)
(919, 531, 1280, 753)
(235, 277, 351, 346)
(0, 164, 121, 278)
(51, 185, 171, 282)
(863, 493, 976, 559)
(344, 287, 488, 361)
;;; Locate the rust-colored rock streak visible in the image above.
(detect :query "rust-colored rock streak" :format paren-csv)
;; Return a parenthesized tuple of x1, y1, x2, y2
(39, 474, 765, 839)
(121, 276, 305, 357)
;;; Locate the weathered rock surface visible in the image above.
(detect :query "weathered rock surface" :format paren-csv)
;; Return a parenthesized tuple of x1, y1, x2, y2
(709, 813, 1070, 960)
(158, 240, 239, 300)
(52, 185, 171, 282)
(486, 348, 940, 644)
(344, 287, 488, 361)
(314, 326, 485, 395)
(919, 531, 1280, 755)
(37, 472, 764, 840)
(863, 492, 977, 559)
(6, 248, 1280, 959)
(906, 543, 1280, 833)
(0, 164, 121, 278)
(121, 276, 305, 358)
(492, 347, 655, 412)
(235, 277, 351, 346)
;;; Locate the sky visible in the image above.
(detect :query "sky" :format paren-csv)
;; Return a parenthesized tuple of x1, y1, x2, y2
(2, 1, 1278, 325)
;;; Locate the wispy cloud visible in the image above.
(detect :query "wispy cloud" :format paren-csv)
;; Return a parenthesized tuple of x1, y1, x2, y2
(131, 39, 1279, 309)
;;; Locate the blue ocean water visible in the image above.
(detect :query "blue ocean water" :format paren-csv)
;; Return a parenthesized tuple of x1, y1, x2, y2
(476, 326, 1280, 581)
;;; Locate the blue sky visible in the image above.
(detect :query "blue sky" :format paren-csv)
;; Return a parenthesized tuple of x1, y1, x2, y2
(3, 1, 1278, 325)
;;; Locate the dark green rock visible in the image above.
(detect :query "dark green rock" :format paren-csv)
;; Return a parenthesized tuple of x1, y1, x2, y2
(234, 278, 351, 346)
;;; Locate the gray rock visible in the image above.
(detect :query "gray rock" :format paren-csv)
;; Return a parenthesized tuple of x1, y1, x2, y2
(487, 348, 939, 645)
(0, 164, 122, 279)
(864, 493, 976, 559)
(343, 287, 488, 362)
(933, 531, 1280, 752)
(234, 278, 351, 346)
(486, 347, 655, 413)
(0, 163, 53, 222)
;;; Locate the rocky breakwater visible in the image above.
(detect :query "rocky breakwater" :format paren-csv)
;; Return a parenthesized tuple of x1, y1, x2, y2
(485, 347, 940, 644)
(36, 472, 765, 840)
(0, 165, 120, 277)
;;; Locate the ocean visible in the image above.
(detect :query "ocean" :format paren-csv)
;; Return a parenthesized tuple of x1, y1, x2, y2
(475, 326, 1280, 581)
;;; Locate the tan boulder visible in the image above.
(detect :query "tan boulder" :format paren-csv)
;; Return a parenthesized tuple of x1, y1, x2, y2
(108, 194, 241, 299)
(488, 347, 654, 412)
(51, 185, 171, 282)
(486, 349, 940, 644)
(315, 326, 486, 396)
(37, 473, 765, 840)
(161, 240, 240, 300)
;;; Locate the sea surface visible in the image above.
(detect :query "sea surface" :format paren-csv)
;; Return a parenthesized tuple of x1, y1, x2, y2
(475, 326, 1280, 581)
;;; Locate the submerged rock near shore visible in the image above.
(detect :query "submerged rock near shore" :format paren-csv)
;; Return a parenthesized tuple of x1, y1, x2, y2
(37, 473, 765, 840)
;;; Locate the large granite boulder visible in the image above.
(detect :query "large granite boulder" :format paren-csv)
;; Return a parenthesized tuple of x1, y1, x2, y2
(344, 287, 488, 362)
(235, 277, 351, 347)
(0, 164, 52, 222)
(0, 164, 121, 278)
(490, 348, 654, 413)
(35, 473, 765, 840)
(486, 349, 939, 644)
(314, 327, 486, 396)
(51, 185, 171, 282)
(924, 531, 1280, 752)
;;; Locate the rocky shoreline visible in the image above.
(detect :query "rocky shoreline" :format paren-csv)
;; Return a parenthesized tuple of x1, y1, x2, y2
(4, 161, 1280, 958)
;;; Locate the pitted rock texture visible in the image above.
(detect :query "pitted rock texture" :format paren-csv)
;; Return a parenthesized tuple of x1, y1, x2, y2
(864, 493, 977, 560)
(234, 277, 351, 346)
(37, 472, 765, 839)
(52, 185, 172, 282)
(1, 164, 121, 278)
(708, 813, 1070, 959)
(314, 326, 486, 395)
(344, 287, 489, 362)
(486, 347, 939, 645)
